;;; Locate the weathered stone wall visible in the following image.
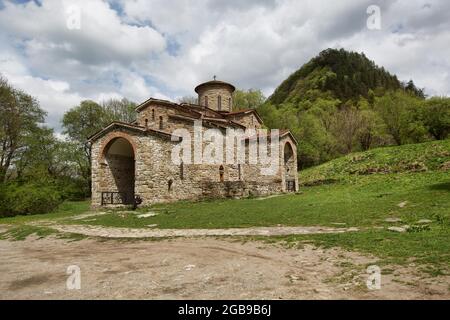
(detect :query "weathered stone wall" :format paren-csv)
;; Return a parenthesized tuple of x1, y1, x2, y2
(91, 120, 299, 208)
(227, 113, 263, 130)
(197, 85, 233, 112)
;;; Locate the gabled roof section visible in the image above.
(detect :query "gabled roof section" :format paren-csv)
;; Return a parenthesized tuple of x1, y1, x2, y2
(223, 108, 264, 124)
(87, 121, 181, 143)
(244, 129, 298, 146)
(135, 98, 202, 118)
(179, 103, 224, 119)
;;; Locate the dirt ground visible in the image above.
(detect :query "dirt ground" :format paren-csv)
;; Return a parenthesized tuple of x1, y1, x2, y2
(0, 236, 448, 300)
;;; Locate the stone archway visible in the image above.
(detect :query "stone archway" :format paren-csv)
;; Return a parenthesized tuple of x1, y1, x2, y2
(283, 142, 296, 192)
(101, 136, 135, 205)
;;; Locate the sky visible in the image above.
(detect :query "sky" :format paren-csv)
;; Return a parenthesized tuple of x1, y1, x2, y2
(1, 0, 449, 132)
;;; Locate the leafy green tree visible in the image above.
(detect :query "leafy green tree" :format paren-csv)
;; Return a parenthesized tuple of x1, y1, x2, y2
(374, 90, 427, 145)
(0, 76, 46, 182)
(423, 97, 450, 140)
(102, 98, 137, 124)
(62, 100, 108, 191)
(62, 98, 139, 194)
(233, 89, 266, 110)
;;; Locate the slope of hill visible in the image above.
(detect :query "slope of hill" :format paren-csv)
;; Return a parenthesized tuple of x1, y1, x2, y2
(300, 139, 450, 185)
(268, 48, 420, 105)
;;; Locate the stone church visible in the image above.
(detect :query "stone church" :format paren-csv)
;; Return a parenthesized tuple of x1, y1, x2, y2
(89, 79, 298, 207)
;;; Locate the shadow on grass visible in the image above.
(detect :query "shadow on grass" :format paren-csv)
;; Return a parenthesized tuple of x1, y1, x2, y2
(428, 181, 450, 191)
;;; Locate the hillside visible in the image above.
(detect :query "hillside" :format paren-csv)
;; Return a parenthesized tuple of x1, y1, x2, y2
(300, 139, 450, 185)
(267, 48, 422, 105)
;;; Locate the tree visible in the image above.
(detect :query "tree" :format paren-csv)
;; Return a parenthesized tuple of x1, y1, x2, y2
(356, 98, 387, 151)
(331, 105, 363, 154)
(62, 100, 108, 191)
(423, 97, 450, 140)
(0, 76, 46, 182)
(233, 89, 266, 110)
(374, 90, 427, 145)
(178, 96, 198, 105)
(62, 98, 139, 194)
(102, 98, 137, 124)
(404, 80, 426, 99)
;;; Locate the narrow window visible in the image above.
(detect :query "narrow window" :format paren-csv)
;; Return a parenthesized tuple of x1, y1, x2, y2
(180, 161, 184, 180)
(219, 165, 224, 182)
(218, 95, 222, 111)
(228, 97, 231, 109)
(151, 109, 155, 120)
(168, 179, 173, 192)
(145, 118, 148, 128)
(159, 116, 163, 130)
(205, 96, 208, 107)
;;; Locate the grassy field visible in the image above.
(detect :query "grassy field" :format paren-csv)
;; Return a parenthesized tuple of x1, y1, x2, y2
(1, 140, 449, 273)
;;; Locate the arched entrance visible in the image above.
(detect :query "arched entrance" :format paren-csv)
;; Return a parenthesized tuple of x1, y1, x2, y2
(284, 142, 296, 192)
(101, 137, 135, 205)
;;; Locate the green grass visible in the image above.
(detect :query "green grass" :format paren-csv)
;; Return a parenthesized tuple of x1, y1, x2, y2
(0, 201, 90, 241)
(0, 225, 87, 241)
(64, 172, 450, 230)
(252, 228, 449, 270)
(0, 201, 90, 225)
(300, 139, 450, 185)
(1, 140, 449, 273)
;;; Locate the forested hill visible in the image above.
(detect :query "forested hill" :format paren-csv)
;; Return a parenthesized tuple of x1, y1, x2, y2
(268, 48, 423, 105)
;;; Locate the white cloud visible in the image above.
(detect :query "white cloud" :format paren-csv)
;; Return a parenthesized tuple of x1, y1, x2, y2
(1, 0, 450, 132)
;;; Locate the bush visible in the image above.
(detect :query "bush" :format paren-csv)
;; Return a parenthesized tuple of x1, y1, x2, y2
(0, 183, 63, 217)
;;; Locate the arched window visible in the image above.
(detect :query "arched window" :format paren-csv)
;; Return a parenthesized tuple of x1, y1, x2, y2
(168, 179, 173, 192)
(145, 119, 148, 129)
(218, 95, 222, 111)
(219, 165, 224, 182)
(180, 161, 184, 180)
(159, 116, 163, 130)
(151, 109, 155, 120)
(205, 96, 208, 107)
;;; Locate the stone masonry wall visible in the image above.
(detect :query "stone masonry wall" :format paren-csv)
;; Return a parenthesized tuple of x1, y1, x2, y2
(91, 122, 298, 208)
(197, 86, 233, 112)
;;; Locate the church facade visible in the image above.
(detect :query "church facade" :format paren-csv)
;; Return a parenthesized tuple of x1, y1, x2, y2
(88, 80, 298, 207)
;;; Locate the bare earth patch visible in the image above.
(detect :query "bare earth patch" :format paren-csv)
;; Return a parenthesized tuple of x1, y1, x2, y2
(0, 237, 448, 300)
(48, 224, 359, 238)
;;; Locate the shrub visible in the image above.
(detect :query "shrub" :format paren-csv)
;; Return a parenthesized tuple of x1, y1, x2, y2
(0, 183, 63, 217)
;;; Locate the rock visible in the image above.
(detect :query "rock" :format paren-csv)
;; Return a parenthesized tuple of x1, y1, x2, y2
(184, 264, 196, 271)
(417, 219, 432, 224)
(146, 224, 158, 228)
(289, 275, 300, 281)
(385, 218, 402, 223)
(331, 222, 347, 226)
(387, 225, 410, 233)
(137, 213, 157, 218)
(314, 288, 331, 293)
(397, 201, 408, 208)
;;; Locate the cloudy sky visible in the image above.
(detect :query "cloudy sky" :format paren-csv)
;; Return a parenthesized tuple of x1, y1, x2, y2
(1, 0, 449, 131)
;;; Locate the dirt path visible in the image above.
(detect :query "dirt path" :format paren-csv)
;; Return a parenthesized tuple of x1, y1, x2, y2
(48, 224, 359, 238)
(0, 237, 448, 299)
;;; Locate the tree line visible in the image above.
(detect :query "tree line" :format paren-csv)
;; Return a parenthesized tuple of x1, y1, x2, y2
(0, 75, 136, 216)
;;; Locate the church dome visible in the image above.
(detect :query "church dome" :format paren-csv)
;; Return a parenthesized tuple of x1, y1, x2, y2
(195, 78, 235, 112)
